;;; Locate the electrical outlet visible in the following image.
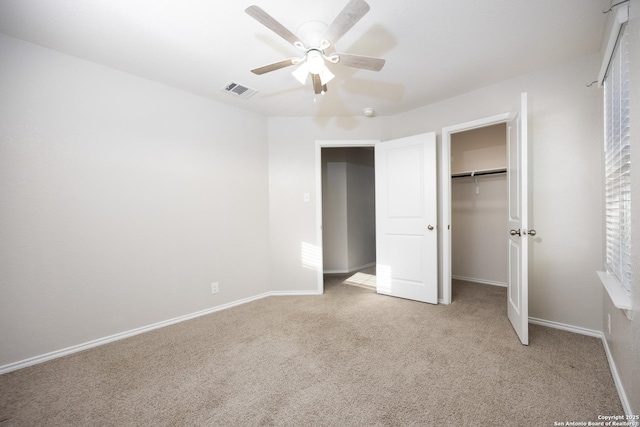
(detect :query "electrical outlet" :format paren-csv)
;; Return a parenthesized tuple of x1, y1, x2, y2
(608, 313, 611, 335)
(211, 282, 219, 294)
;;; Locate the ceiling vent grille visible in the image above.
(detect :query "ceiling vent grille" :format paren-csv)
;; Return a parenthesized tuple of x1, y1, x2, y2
(221, 82, 258, 99)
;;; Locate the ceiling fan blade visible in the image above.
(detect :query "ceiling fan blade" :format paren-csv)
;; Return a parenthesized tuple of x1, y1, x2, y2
(245, 5, 303, 47)
(322, 0, 370, 45)
(312, 74, 323, 94)
(333, 52, 385, 71)
(251, 58, 299, 75)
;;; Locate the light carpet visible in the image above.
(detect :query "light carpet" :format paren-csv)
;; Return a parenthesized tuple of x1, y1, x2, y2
(0, 277, 622, 426)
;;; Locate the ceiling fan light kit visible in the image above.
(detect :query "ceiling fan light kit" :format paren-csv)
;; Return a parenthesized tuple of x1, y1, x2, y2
(305, 50, 325, 75)
(245, 0, 385, 95)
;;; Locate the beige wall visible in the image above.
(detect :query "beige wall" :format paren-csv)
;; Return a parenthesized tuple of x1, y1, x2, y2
(452, 176, 508, 285)
(0, 34, 270, 366)
(346, 148, 376, 271)
(321, 152, 349, 272)
(451, 123, 507, 174)
(603, 0, 640, 414)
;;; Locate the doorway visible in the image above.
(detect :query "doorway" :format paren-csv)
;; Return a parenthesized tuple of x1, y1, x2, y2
(441, 113, 510, 304)
(450, 123, 508, 289)
(315, 140, 379, 294)
(321, 147, 376, 281)
(315, 133, 439, 303)
(441, 92, 530, 345)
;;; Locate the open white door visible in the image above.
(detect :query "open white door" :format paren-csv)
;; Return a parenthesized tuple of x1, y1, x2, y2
(375, 132, 438, 304)
(507, 93, 530, 345)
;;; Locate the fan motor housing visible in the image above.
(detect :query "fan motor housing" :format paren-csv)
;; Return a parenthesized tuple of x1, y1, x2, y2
(296, 21, 329, 48)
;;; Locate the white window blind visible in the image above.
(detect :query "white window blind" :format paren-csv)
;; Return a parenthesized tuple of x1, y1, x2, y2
(604, 24, 631, 293)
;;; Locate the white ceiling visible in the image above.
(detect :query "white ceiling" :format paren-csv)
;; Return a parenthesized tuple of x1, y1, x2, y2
(0, 0, 610, 117)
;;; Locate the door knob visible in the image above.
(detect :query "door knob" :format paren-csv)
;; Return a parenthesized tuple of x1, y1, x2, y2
(527, 229, 537, 236)
(427, 225, 434, 231)
(510, 229, 521, 236)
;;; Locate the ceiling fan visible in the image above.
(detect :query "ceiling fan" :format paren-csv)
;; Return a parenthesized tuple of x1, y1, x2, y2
(245, 0, 385, 95)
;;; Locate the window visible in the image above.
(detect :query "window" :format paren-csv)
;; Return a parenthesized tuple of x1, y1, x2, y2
(604, 24, 631, 294)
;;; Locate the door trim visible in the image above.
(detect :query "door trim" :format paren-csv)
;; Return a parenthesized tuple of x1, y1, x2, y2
(440, 114, 509, 304)
(315, 140, 379, 294)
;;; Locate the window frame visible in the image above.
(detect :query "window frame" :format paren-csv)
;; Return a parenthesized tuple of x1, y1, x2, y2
(604, 23, 631, 294)
(597, 5, 632, 312)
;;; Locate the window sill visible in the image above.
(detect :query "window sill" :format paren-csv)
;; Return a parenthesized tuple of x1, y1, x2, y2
(597, 271, 632, 310)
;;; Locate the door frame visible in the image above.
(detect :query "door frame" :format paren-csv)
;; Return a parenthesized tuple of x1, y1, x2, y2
(314, 139, 380, 294)
(440, 113, 510, 304)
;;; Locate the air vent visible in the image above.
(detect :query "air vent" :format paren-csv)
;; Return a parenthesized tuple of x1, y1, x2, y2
(221, 82, 258, 99)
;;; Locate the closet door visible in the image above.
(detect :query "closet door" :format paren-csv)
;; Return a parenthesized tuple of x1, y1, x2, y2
(507, 93, 530, 345)
(375, 132, 438, 304)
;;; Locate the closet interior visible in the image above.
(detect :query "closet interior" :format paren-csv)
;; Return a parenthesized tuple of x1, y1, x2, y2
(451, 123, 508, 288)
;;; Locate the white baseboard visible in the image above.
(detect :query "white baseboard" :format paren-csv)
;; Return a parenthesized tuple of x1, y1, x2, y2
(528, 317, 630, 415)
(600, 333, 633, 415)
(528, 317, 601, 337)
(270, 290, 323, 296)
(452, 275, 507, 287)
(0, 291, 284, 375)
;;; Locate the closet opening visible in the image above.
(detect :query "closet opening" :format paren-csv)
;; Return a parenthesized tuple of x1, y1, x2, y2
(449, 122, 508, 301)
(318, 145, 377, 293)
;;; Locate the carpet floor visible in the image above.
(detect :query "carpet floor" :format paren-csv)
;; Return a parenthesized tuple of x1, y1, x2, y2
(0, 276, 623, 426)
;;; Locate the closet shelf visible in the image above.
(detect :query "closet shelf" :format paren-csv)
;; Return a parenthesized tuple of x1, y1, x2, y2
(451, 167, 507, 178)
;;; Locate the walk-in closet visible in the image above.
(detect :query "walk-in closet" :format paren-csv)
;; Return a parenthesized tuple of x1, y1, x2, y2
(451, 123, 508, 288)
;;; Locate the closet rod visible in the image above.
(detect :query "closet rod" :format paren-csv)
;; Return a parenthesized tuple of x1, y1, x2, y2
(451, 168, 507, 179)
